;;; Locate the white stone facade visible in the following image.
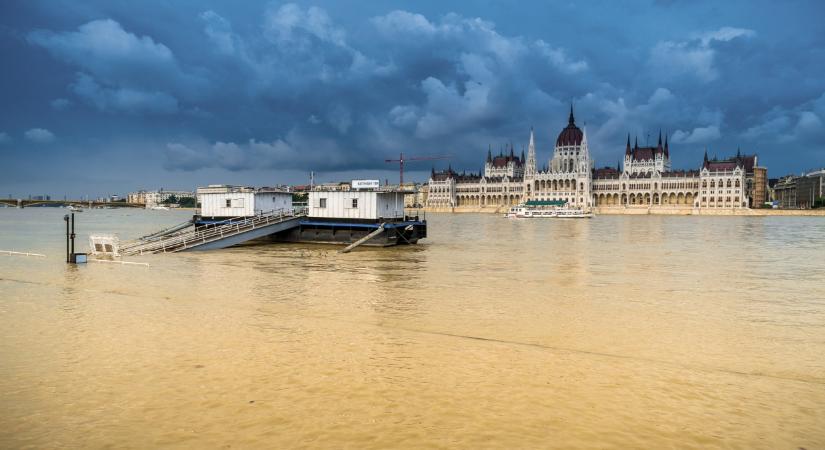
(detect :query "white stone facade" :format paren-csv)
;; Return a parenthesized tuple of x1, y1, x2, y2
(524, 109, 592, 207)
(426, 108, 753, 210)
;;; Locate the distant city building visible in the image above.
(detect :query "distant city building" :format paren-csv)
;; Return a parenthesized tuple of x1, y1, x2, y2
(127, 190, 147, 204)
(427, 106, 757, 209)
(405, 184, 427, 208)
(773, 176, 798, 208)
(795, 169, 825, 208)
(313, 182, 351, 192)
(128, 189, 195, 207)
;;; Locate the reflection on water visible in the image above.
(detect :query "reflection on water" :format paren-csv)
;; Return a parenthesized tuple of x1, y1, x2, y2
(1, 208, 825, 448)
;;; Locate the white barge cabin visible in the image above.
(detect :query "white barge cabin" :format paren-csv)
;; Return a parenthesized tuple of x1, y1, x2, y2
(308, 190, 405, 221)
(197, 185, 292, 219)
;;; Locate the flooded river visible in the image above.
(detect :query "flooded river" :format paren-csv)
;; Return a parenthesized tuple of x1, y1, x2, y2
(1, 208, 824, 448)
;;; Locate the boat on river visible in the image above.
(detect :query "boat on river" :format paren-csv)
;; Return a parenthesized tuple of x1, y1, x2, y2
(505, 200, 593, 219)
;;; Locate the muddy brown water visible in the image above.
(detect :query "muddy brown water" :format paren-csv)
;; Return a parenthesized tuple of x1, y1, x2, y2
(1, 208, 824, 448)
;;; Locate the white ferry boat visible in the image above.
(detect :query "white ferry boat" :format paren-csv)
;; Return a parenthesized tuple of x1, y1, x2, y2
(505, 200, 593, 219)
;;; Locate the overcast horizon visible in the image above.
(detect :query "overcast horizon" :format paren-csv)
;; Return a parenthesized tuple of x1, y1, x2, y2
(2, 0, 824, 198)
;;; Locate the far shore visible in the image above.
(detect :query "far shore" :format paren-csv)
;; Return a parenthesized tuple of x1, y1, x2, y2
(416, 206, 825, 217)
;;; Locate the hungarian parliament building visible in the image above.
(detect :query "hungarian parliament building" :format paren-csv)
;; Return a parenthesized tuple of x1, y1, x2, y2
(427, 107, 766, 209)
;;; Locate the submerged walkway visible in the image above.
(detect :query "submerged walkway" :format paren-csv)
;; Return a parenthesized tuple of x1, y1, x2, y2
(120, 209, 305, 255)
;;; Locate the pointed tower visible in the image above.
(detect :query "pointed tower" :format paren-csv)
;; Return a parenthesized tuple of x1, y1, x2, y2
(487, 145, 492, 162)
(568, 103, 575, 126)
(579, 125, 593, 207)
(525, 126, 537, 179)
(654, 129, 664, 172)
(580, 125, 590, 171)
(625, 135, 637, 174)
(663, 132, 671, 171)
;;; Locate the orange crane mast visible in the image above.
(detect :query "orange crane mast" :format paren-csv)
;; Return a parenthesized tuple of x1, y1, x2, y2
(384, 153, 450, 186)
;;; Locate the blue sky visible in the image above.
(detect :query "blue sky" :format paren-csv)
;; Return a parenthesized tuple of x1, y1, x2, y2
(1, 0, 824, 197)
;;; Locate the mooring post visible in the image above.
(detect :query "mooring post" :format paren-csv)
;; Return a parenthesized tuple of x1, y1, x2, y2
(64, 212, 86, 264)
(64, 214, 70, 263)
(70, 213, 75, 256)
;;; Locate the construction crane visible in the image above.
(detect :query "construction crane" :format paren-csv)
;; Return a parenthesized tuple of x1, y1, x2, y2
(384, 152, 450, 186)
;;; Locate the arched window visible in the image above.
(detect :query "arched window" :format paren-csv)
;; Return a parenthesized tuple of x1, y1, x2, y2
(727, 179, 732, 188)
(735, 179, 740, 187)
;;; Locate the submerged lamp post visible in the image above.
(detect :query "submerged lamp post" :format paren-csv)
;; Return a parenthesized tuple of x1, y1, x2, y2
(64, 212, 87, 264)
(64, 213, 70, 263)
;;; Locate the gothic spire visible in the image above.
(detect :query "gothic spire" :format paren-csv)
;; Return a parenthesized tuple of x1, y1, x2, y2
(634, 135, 638, 149)
(657, 129, 662, 149)
(568, 103, 575, 125)
(526, 126, 537, 177)
(487, 145, 492, 162)
(626, 133, 631, 156)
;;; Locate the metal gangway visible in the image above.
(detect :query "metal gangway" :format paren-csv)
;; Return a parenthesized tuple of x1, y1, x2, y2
(120, 209, 306, 255)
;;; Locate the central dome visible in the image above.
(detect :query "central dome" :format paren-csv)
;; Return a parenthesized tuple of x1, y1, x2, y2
(556, 106, 583, 147)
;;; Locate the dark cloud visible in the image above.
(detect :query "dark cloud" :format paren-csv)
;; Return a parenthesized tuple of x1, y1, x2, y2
(1, 0, 824, 196)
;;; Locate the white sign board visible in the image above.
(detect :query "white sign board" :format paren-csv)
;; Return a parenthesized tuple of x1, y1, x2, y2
(351, 179, 380, 190)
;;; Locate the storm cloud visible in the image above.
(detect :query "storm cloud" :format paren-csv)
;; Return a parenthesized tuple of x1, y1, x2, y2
(1, 0, 824, 196)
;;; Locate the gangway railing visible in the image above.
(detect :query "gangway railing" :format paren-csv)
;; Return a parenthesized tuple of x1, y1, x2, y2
(130, 218, 195, 243)
(120, 208, 306, 255)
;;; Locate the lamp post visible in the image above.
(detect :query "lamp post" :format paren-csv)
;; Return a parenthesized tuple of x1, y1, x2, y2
(64, 213, 83, 264)
(64, 214, 70, 263)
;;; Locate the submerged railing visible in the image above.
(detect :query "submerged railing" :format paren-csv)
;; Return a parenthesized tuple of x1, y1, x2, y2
(121, 208, 306, 255)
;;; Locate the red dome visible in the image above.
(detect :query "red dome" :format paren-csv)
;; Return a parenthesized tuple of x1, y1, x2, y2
(556, 106, 583, 147)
